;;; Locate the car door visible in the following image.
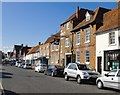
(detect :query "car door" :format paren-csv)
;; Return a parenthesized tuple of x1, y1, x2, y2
(67, 64, 74, 77)
(67, 64, 77, 78)
(114, 70, 120, 90)
(71, 64, 77, 78)
(103, 70, 117, 88)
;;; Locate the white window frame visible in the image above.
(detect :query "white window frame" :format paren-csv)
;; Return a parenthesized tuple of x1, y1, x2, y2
(76, 50, 80, 63)
(65, 38, 69, 47)
(85, 50, 90, 64)
(56, 45, 59, 51)
(66, 22, 70, 30)
(76, 32, 80, 45)
(109, 32, 115, 45)
(51, 43, 54, 51)
(85, 28, 90, 43)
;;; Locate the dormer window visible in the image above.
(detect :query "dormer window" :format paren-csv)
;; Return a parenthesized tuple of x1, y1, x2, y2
(86, 12, 92, 21)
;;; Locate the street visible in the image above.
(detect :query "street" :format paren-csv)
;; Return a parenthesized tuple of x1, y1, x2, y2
(1, 65, 120, 94)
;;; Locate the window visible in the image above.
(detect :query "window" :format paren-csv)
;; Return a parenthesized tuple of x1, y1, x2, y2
(56, 45, 59, 51)
(56, 53, 59, 63)
(68, 64, 74, 69)
(76, 32, 80, 45)
(60, 45, 62, 53)
(85, 51, 90, 63)
(118, 37, 120, 46)
(117, 71, 120, 77)
(107, 70, 117, 77)
(85, 28, 90, 43)
(66, 22, 70, 30)
(65, 38, 69, 47)
(44, 47, 46, 56)
(76, 50, 80, 63)
(51, 43, 54, 51)
(109, 32, 115, 44)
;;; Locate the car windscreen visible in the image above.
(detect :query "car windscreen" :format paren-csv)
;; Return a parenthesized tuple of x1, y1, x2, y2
(77, 64, 91, 70)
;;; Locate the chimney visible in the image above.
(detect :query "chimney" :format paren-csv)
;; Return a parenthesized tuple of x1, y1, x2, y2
(39, 42, 41, 45)
(21, 44, 23, 47)
(76, 6, 79, 19)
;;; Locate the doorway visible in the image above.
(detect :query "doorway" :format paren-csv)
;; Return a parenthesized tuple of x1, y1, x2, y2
(97, 57, 102, 74)
(66, 55, 71, 67)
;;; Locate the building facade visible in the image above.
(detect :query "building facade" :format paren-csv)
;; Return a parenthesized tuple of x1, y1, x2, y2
(71, 7, 110, 70)
(96, 8, 120, 75)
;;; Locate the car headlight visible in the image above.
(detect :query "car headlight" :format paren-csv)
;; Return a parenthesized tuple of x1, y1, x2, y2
(82, 72, 88, 75)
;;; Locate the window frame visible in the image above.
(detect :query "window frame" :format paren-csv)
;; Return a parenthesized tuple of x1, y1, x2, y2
(85, 28, 90, 43)
(109, 32, 115, 45)
(85, 50, 90, 64)
(76, 32, 80, 45)
(65, 38, 69, 47)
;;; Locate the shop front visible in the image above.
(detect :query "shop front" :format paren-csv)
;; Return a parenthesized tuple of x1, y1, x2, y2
(104, 49, 120, 71)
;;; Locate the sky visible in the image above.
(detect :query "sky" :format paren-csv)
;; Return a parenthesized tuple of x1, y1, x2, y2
(2, 2, 117, 53)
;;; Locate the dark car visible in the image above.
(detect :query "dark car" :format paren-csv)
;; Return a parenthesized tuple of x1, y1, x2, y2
(44, 65, 64, 77)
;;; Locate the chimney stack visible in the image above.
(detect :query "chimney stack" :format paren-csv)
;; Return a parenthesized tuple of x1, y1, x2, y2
(39, 42, 41, 45)
(76, 6, 79, 19)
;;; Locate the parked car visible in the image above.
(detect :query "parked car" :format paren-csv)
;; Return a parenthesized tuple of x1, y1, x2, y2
(23, 63, 32, 69)
(15, 61, 20, 67)
(21, 62, 25, 68)
(16, 61, 22, 67)
(35, 64, 47, 72)
(64, 63, 100, 84)
(96, 69, 120, 90)
(44, 65, 64, 77)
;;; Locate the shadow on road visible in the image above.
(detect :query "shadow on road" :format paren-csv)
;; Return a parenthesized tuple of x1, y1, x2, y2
(1, 72, 13, 78)
(2, 89, 19, 95)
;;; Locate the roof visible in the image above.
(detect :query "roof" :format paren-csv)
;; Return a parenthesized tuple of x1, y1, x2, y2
(45, 32, 60, 44)
(96, 8, 119, 34)
(27, 45, 40, 55)
(60, 8, 93, 25)
(71, 7, 111, 32)
(14, 45, 23, 51)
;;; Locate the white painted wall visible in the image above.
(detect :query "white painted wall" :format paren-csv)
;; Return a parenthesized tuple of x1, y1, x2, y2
(96, 28, 120, 75)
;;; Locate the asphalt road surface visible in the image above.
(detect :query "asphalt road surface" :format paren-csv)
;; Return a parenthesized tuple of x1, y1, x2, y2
(1, 65, 120, 94)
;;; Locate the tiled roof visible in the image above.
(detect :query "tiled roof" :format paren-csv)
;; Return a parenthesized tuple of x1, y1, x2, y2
(45, 32, 60, 44)
(61, 8, 93, 25)
(71, 7, 111, 32)
(27, 45, 40, 54)
(96, 8, 119, 33)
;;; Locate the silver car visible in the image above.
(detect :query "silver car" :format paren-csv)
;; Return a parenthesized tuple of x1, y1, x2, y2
(96, 69, 120, 90)
(64, 63, 100, 84)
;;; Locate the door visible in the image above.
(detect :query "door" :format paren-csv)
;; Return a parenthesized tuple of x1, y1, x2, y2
(66, 55, 71, 66)
(97, 57, 102, 74)
(103, 70, 117, 88)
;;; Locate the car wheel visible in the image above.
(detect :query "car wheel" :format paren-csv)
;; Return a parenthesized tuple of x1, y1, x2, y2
(51, 72, 54, 77)
(97, 81, 103, 89)
(77, 76, 81, 84)
(64, 73, 69, 81)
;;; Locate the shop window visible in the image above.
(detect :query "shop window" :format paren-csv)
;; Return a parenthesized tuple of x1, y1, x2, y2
(104, 50, 120, 71)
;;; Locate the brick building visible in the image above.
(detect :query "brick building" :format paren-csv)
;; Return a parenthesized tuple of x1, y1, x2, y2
(71, 7, 110, 69)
